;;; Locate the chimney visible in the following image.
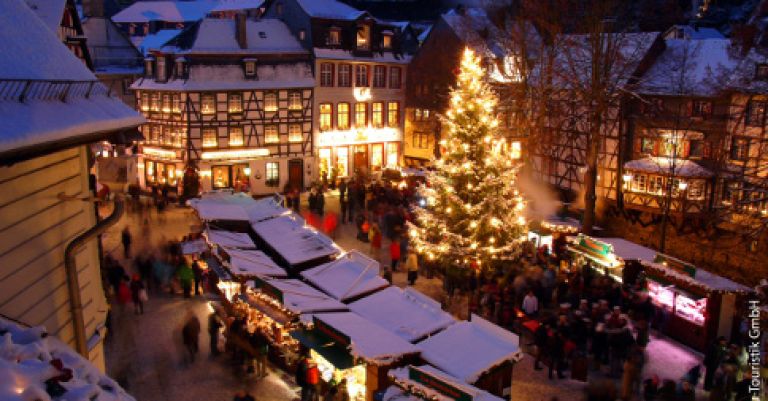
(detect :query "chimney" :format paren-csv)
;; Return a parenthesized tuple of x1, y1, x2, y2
(236, 13, 248, 49)
(82, 0, 104, 17)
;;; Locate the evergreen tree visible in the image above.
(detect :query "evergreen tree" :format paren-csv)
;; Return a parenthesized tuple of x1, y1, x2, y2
(407, 49, 528, 273)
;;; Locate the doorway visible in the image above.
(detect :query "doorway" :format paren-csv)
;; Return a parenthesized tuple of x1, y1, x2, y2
(353, 145, 368, 175)
(288, 159, 303, 190)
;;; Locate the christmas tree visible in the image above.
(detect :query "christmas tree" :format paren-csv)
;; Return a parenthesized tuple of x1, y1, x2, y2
(407, 48, 528, 273)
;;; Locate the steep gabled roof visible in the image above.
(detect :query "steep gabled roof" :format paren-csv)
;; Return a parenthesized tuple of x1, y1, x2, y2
(24, 0, 66, 32)
(295, 0, 366, 21)
(181, 18, 307, 55)
(111, 0, 217, 23)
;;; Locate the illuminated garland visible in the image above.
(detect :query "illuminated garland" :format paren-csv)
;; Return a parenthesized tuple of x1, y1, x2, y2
(407, 48, 528, 272)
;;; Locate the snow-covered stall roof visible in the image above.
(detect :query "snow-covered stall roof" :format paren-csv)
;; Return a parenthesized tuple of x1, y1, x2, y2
(314, 312, 419, 364)
(256, 279, 348, 315)
(181, 238, 208, 255)
(226, 248, 288, 278)
(301, 251, 389, 302)
(624, 157, 713, 178)
(25, 0, 66, 32)
(636, 38, 739, 97)
(184, 18, 307, 55)
(112, 0, 217, 23)
(0, 0, 145, 157)
(417, 315, 522, 384)
(210, 0, 264, 12)
(205, 229, 256, 249)
(388, 365, 505, 401)
(0, 317, 135, 401)
(348, 286, 454, 342)
(315, 49, 411, 64)
(251, 214, 340, 267)
(243, 195, 289, 222)
(131, 62, 314, 91)
(643, 255, 751, 293)
(596, 238, 657, 263)
(295, 0, 366, 21)
(189, 196, 251, 221)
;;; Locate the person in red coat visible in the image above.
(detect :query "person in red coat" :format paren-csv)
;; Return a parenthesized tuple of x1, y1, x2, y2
(389, 236, 402, 271)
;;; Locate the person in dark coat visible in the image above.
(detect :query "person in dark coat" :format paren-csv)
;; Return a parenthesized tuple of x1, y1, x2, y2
(182, 314, 201, 363)
(534, 323, 550, 370)
(107, 259, 126, 299)
(703, 336, 728, 390)
(346, 181, 357, 223)
(192, 258, 203, 296)
(548, 330, 566, 379)
(338, 179, 348, 223)
(121, 227, 132, 258)
(208, 312, 222, 356)
(129, 274, 145, 315)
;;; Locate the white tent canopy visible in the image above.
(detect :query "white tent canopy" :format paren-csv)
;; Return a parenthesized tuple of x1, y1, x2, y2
(205, 229, 256, 249)
(255, 279, 348, 315)
(226, 248, 288, 278)
(251, 214, 339, 267)
(301, 251, 389, 302)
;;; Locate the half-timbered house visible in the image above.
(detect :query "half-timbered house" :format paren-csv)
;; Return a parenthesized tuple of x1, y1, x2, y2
(132, 15, 315, 194)
(265, 0, 409, 180)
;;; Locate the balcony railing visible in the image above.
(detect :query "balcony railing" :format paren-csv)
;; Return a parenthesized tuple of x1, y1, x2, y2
(0, 79, 111, 103)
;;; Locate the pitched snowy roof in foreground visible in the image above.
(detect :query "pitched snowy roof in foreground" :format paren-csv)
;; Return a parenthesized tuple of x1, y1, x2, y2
(256, 279, 348, 314)
(348, 286, 455, 342)
(25, 0, 66, 32)
(112, 0, 217, 23)
(205, 229, 256, 249)
(295, 0, 366, 21)
(314, 312, 419, 363)
(624, 157, 713, 177)
(185, 18, 307, 55)
(0, 0, 144, 156)
(190, 192, 290, 222)
(226, 248, 288, 278)
(301, 251, 389, 302)
(388, 365, 504, 401)
(0, 317, 135, 401)
(251, 215, 340, 266)
(417, 315, 521, 384)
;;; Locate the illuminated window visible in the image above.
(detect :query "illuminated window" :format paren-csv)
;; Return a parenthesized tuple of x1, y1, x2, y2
(212, 165, 230, 189)
(414, 108, 422, 121)
(265, 125, 279, 143)
(387, 102, 399, 127)
(161, 94, 171, 113)
(202, 128, 217, 147)
(151, 125, 160, 143)
(171, 94, 181, 113)
(319, 103, 332, 131)
(264, 92, 277, 112)
(355, 103, 367, 127)
(356, 25, 370, 50)
(373, 65, 386, 88)
(372, 102, 383, 128)
(338, 64, 352, 87)
(289, 91, 302, 110)
(648, 176, 664, 194)
(382, 33, 392, 49)
(145, 161, 155, 182)
(632, 174, 646, 192)
(329, 27, 341, 45)
(201, 94, 215, 114)
(389, 67, 401, 89)
(140, 93, 150, 111)
(289, 124, 302, 142)
(355, 65, 369, 87)
(244, 61, 256, 77)
(229, 127, 244, 146)
(386, 142, 398, 167)
(730, 137, 749, 161)
(320, 63, 334, 87)
(746, 101, 765, 126)
(371, 143, 383, 170)
(229, 93, 242, 113)
(150, 93, 160, 111)
(266, 162, 279, 187)
(691, 100, 711, 117)
(162, 126, 172, 145)
(510, 141, 522, 159)
(337, 103, 350, 130)
(174, 128, 185, 147)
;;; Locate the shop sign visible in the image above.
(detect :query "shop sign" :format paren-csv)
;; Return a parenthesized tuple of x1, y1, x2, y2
(316, 127, 400, 147)
(577, 235, 612, 257)
(408, 367, 472, 401)
(653, 254, 696, 278)
(313, 316, 351, 347)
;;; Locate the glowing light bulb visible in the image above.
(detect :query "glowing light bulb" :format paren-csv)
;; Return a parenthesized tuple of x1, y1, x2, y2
(470, 221, 478, 228)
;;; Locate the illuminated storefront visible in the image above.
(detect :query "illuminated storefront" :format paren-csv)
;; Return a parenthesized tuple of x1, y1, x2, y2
(141, 146, 183, 188)
(317, 127, 401, 178)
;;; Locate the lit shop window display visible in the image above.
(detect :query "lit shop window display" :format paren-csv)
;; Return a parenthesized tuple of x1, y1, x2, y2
(647, 280, 675, 310)
(674, 292, 706, 325)
(312, 349, 367, 401)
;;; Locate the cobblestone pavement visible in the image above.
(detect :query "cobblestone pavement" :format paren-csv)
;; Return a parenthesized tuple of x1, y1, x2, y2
(101, 192, 704, 401)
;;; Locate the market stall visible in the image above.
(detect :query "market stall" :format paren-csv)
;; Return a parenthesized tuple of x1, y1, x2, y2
(348, 286, 455, 343)
(291, 312, 420, 401)
(205, 229, 257, 250)
(416, 315, 523, 398)
(242, 193, 290, 222)
(384, 365, 504, 401)
(301, 251, 390, 303)
(180, 238, 208, 255)
(527, 228, 553, 249)
(222, 248, 289, 280)
(565, 234, 656, 282)
(189, 193, 252, 231)
(641, 254, 753, 351)
(251, 214, 340, 273)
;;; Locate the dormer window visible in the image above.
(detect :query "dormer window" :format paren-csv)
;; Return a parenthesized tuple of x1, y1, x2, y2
(382, 31, 393, 49)
(244, 58, 257, 79)
(329, 27, 341, 46)
(299, 30, 306, 41)
(756, 63, 768, 80)
(175, 57, 187, 79)
(144, 57, 154, 78)
(356, 25, 370, 50)
(156, 57, 166, 81)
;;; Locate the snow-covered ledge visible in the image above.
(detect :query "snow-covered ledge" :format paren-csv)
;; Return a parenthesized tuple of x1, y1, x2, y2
(0, 317, 135, 401)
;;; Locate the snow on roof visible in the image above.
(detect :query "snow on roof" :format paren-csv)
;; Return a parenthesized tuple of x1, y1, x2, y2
(382, 386, 421, 401)
(112, 0, 217, 23)
(417, 315, 521, 384)
(25, 0, 66, 32)
(389, 366, 505, 401)
(643, 258, 751, 293)
(187, 18, 307, 54)
(295, 0, 365, 21)
(314, 48, 411, 64)
(226, 248, 288, 278)
(131, 62, 314, 91)
(190, 197, 250, 221)
(251, 214, 340, 266)
(301, 251, 389, 302)
(722, 47, 768, 94)
(314, 312, 419, 363)
(82, 17, 143, 71)
(205, 229, 256, 248)
(0, 317, 135, 401)
(181, 238, 208, 254)
(624, 157, 713, 178)
(442, 8, 503, 59)
(133, 29, 183, 56)
(594, 237, 657, 263)
(190, 192, 290, 222)
(261, 279, 348, 314)
(664, 25, 724, 40)
(210, 0, 264, 12)
(637, 38, 739, 96)
(243, 195, 289, 222)
(348, 286, 455, 342)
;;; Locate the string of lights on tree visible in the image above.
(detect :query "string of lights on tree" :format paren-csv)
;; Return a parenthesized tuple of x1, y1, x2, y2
(407, 48, 528, 272)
